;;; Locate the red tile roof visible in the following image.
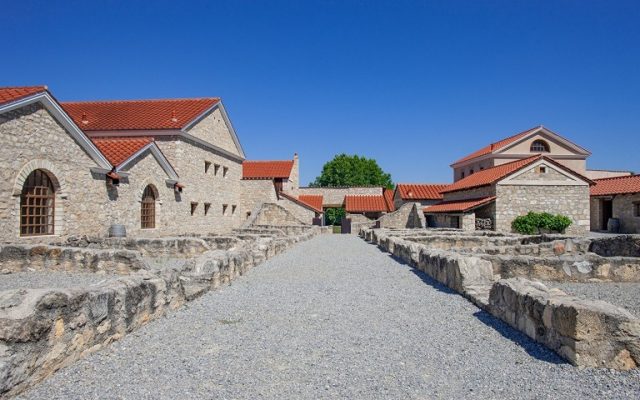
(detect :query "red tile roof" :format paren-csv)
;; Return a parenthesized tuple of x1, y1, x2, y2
(441, 155, 542, 193)
(298, 195, 324, 212)
(591, 175, 640, 196)
(424, 196, 497, 213)
(453, 126, 541, 165)
(279, 192, 323, 213)
(396, 183, 449, 200)
(61, 98, 220, 131)
(383, 188, 395, 212)
(344, 195, 390, 213)
(0, 86, 48, 106)
(91, 137, 154, 166)
(242, 160, 294, 179)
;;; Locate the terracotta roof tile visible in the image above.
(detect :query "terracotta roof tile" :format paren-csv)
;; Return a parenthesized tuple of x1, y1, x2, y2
(61, 98, 220, 131)
(396, 183, 449, 200)
(383, 189, 395, 212)
(0, 86, 48, 106)
(344, 195, 390, 213)
(441, 155, 542, 194)
(424, 196, 496, 213)
(279, 192, 323, 213)
(453, 126, 541, 165)
(242, 160, 294, 179)
(91, 137, 154, 166)
(298, 195, 324, 212)
(591, 175, 640, 196)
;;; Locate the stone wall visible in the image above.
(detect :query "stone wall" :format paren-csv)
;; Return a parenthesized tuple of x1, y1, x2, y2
(489, 278, 640, 369)
(295, 187, 383, 207)
(0, 228, 319, 397)
(613, 194, 640, 234)
(240, 179, 278, 221)
(495, 184, 590, 235)
(244, 203, 306, 227)
(361, 228, 640, 369)
(155, 136, 245, 235)
(441, 186, 495, 202)
(185, 106, 242, 158)
(277, 197, 315, 225)
(377, 202, 426, 229)
(0, 103, 110, 241)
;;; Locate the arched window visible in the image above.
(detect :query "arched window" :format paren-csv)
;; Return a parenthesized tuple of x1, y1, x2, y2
(20, 169, 55, 236)
(141, 185, 157, 229)
(530, 139, 550, 153)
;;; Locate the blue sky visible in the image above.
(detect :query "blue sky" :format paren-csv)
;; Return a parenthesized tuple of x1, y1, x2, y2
(1, 1, 638, 185)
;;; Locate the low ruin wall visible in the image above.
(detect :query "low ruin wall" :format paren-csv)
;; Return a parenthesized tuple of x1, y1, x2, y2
(0, 226, 319, 398)
(361, 227, 640, 369)
(489, 278, 640, 369)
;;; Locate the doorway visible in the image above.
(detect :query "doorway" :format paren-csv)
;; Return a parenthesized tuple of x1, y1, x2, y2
(601, 199, 613, 230)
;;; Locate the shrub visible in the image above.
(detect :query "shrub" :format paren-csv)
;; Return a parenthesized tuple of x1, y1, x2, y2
(511, 211, 573, 235)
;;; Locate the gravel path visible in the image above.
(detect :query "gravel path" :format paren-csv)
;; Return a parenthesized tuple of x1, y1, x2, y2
(19, 235, 640, 399)
(542, 281, 640, 318)
(0, 271, 118, 292)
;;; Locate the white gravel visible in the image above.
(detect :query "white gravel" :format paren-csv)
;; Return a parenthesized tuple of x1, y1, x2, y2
(542, 281, 640, 318)
(18, 235, 640, 399)
(0, 271, 118, 292)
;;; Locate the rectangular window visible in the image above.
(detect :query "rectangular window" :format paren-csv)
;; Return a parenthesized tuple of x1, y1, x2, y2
(204, 202, 211, 215)
(232, 205, 237, 215)
(536, 166, 547, 174)
(222, 204, 228, 215)
(223, 167, 229, 178)
(191, 202, 198, 216)
(214, 164, 220, 175)
(204, 161, 211, 173)
(634, 202, 640, 217)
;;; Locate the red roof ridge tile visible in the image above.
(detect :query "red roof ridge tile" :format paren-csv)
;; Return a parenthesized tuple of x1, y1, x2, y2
(424, 196, 497, 213)
(61, 97, 220, 105)
(593, 174, 639, 182)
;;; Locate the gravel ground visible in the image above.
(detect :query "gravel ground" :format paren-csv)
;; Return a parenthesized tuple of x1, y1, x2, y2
(0, 271, 118, 291)
(542, 281, 640, 318)
(19, 235, 640, 399)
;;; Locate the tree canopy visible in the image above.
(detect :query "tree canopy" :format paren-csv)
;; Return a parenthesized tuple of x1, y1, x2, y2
(311, 154, 393, 189)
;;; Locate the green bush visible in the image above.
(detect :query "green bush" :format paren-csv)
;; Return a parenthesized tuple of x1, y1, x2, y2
(511, 212, 573, 235)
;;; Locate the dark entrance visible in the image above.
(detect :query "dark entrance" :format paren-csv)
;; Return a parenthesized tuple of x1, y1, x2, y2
(601, 199, 613, 230)
(341, 217, 352, 234)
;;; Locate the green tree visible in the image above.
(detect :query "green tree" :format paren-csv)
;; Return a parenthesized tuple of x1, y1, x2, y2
(324, 207, 346, 226)
(311, 154, 393, 189)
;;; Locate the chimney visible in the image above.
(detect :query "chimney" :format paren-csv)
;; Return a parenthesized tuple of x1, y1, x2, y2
(291, 153, 300, 191)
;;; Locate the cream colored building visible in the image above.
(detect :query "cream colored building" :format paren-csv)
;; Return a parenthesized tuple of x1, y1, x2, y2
(0, 85, 304, 241)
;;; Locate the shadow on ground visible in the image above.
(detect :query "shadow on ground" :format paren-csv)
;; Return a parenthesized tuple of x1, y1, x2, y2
(382, 246, 566, 365)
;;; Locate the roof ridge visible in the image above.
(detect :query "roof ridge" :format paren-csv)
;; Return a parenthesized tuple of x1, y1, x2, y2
(0, 85, 47, 90)
(594, 174, 639, 182)
(61, 97, 220, 104)
(243, 160, 293, 163)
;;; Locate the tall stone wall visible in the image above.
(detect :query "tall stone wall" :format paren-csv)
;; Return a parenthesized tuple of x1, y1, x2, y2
(495, 185, 590, 235)
(240, 179, 278, 221)
(277, 197, 315, 224)
(0, 104, 110, 241)
(155, 137, 244, 234)
(613, 193, 640, 234)
(378, 202, 426, 229)
(185, 107, 242, 157)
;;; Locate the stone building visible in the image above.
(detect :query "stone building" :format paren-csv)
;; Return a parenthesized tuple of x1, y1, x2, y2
(0, 85, 301, 241)
(450, 125, 623, 182)
(343, 189, 395, 222)
(392, 183, 448, 209)
(590, 174, 640, 233)
(424, 155, 593, 234)
(295, 186, 385, 208)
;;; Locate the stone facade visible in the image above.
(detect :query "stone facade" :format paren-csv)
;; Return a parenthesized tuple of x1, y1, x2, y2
(0, 104, 109, 241)
(378, 202, 426, 229)
(591, 194, 640, 234)
(495, 185, 590, 235)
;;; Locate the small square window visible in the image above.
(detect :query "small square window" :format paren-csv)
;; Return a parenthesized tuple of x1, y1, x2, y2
(232, 205, 237, 215)
(214, 164, 220, 175)
(537, 166, 547, 174)
(223, 167, 229, 178)
(191, 202, 198, 216)
(204, 202, 211, 215)
(222, 204, 228, 215)
(204, 161, 211, 173)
